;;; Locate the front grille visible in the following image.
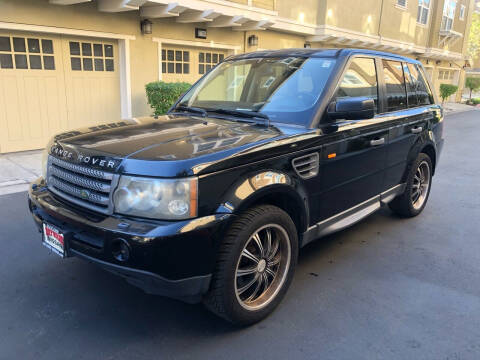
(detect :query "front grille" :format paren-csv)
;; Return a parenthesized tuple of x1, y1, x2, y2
(46, 156, 118, 214)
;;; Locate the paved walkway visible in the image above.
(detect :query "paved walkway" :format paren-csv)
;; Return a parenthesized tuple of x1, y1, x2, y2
(0, 103, 478, 196)
(0, 150, 42, 195)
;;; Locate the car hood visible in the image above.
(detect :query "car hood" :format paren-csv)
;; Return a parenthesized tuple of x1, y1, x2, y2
(50, 115, 307, 177)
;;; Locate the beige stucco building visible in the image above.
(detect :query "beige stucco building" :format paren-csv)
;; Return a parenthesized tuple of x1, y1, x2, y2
(0, 0, 475, 153)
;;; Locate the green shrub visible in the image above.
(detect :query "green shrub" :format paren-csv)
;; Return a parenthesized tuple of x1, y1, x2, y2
(145, 81, 191, 116)
(472, 98, 480, 105)
(439, 83, 458, 104)
(465, 77, 480, 99)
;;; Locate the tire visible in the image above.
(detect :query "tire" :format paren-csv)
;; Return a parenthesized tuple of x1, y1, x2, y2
(203, 205, 298, 325)
(389, 152, 433, 217)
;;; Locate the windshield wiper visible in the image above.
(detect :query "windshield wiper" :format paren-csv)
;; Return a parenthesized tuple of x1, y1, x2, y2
(207, 108, 270, 126)
(171, 105, 207, 117)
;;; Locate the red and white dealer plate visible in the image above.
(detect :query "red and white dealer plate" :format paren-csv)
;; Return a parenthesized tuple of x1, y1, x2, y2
(42, 222, 65, 257)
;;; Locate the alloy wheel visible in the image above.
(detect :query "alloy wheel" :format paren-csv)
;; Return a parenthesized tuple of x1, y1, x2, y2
(234, 224, 291, 311)
(411, 160, 431, 210)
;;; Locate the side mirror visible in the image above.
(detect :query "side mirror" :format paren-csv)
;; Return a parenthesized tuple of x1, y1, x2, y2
(327, 97, 375, 121)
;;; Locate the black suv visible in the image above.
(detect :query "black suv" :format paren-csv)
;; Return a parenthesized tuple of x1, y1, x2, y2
(28, 48, 443, 325)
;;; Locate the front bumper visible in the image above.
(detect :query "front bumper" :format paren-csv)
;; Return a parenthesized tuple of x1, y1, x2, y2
(28, 178, 233, 303)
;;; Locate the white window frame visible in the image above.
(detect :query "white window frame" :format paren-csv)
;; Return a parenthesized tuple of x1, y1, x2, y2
(396, 0, 408, 10)
(459, 4, 466, 20)
(417, 0, 432, 26)
(441, 0, 457, 31)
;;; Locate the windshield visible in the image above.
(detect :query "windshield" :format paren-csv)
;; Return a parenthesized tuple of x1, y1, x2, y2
(176, 57, 336, 126)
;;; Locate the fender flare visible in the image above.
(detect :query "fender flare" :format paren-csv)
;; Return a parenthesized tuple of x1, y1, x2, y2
(215, 170, 309, 234)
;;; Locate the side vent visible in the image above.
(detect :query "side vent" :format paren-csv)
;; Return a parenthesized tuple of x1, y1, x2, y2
(292, 152, 319, 179)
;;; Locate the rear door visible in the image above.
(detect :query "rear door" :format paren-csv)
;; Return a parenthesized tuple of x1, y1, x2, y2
(380, 60, 434, 189)
(315, 56, 390, 223)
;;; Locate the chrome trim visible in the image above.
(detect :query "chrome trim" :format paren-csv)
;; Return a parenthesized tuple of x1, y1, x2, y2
(49, 165, 111, 193)
(302, 183, 405, 246)
(50, 156, 114, 180)
(48, 177, 109, 206)
(46, 155, 119, 215)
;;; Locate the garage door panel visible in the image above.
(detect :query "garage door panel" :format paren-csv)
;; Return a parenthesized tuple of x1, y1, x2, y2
(1, 74, 23, 141)
(0, 32, 68, 153)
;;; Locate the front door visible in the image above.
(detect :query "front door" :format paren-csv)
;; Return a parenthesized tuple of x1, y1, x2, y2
(313, 57, 389, 223)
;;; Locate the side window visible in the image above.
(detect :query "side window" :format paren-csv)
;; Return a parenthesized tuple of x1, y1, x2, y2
(414, 64, 434, 105)
(335, 57, 378, 112)
(403, 63, 418, 107)
(382, 60, 407, 112)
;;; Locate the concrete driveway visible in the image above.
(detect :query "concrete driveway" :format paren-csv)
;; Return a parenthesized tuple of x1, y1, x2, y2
(0, 111, 479, 360)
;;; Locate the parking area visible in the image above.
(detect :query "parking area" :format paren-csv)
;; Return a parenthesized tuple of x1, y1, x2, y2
(0, 110, 479, 360)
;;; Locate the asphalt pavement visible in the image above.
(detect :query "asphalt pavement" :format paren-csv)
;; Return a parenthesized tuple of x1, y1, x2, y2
(1, 110, 479, 360)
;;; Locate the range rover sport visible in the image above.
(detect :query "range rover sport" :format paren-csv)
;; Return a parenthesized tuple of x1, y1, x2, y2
(28, 48, 444, 325)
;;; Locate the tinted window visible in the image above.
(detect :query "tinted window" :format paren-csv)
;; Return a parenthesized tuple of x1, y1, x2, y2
(414, 64, 434, 105)
(336, 57, 378, 112)
(383, 60, 407, 112)
(403, 63, 418, 107)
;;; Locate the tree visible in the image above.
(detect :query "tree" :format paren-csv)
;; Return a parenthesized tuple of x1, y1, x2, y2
(439, 84, 459, 104)
(468, 12, 480, 61)
(465, 77, 480, 100)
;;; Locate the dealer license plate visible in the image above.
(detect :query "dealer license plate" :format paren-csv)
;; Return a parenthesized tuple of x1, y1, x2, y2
(42, 222, 65, 257)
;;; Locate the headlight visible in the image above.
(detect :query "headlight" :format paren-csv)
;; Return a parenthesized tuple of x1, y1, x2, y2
(113, 176, 198, 220)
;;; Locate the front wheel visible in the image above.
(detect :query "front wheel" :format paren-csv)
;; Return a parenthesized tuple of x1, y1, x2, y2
(389, 152, 433, 217)
(203, 205, 298, 325)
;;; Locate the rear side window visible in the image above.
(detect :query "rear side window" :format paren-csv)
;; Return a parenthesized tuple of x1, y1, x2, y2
(403, 63, 418, 107)
(382, 60, 407, 112)
(335, 57, 378, 112)
(414, 64, 434, 105)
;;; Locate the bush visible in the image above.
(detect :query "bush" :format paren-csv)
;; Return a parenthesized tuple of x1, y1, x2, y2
(465, 77, 480, 99)
(145, 81, 191, 116)
(439, 83, 458, 104)
(472, 98, 480, 105)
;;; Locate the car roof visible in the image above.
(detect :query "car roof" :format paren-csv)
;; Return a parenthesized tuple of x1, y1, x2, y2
(230, 48, 421, 65)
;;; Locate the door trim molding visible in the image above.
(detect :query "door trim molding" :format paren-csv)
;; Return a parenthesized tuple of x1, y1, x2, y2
(0, 22, 134, 119)
(301, 183, 406, 247)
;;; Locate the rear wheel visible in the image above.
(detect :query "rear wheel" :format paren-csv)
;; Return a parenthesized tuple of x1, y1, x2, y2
(389, 152, 433, 217)
(203, 205, 298, 325)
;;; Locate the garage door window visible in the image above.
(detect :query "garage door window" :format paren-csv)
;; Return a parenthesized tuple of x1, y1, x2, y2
(70, 41, 114, 72)
(0, 36, 55, 70)
(199, 52, 224, 74)
(161, 49, 190, 74)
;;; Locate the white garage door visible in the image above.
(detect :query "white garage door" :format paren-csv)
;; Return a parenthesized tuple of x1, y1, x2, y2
(0, 31, 120, 153)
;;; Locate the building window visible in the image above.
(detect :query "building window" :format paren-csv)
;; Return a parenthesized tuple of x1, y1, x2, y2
(199, 52, 224, 75)
(441, 0, 457, 31)
(69, 41, 114, 72)
(161, 49, 190, 74)
(0, 36, 55, 70)
(396, 0, 408, 9)
(459, 4, 466, 20)
(417, 0, 431, 25)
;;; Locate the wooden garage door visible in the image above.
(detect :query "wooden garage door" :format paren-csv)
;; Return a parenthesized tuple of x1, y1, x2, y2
(0, 32, 68, 153)
(161, 46, 227, 85)
(62, 36, 120, 130)
(0, 31, 120, 153)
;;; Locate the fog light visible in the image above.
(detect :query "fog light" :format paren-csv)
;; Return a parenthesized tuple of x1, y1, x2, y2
(111, 238, 130, 262)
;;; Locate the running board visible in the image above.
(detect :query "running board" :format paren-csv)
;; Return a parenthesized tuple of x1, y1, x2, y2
(301, 184, 406, 247)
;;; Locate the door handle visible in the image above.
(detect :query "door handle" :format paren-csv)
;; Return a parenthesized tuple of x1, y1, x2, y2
(370, 138, 385, 146)
(411, 126, 423, 134)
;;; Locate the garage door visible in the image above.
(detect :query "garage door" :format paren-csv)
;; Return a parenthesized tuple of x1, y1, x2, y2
(161, 45, 227, 84)
(0, 31, 120, 153)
